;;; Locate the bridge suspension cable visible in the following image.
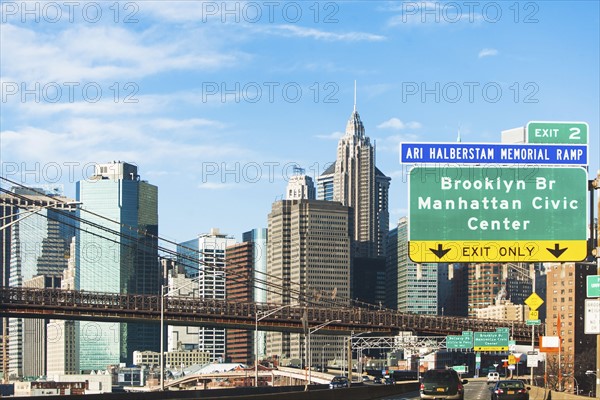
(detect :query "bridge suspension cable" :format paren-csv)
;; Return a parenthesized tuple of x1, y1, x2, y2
(0, 177, 365, 310)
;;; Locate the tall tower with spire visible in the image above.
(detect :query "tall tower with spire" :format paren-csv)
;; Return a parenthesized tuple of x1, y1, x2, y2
(317, 85, 390, 259)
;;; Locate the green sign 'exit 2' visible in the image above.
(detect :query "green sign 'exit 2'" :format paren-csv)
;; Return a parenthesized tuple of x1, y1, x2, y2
(526, 121, 589, 144)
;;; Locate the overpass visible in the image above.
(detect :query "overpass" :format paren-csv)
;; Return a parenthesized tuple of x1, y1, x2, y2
(155, 367, 333, 391)
(0, 286, 536, 340)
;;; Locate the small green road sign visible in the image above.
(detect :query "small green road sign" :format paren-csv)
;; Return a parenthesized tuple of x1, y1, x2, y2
(526, 121, 589, 144)
(446, 331, 473, 349)
(526, 319, 541, 326)
(474, 329, 509, 351)
(525, 293, 544, 311)
(451, 365, 468, 373)
(587, 276, 600, 298)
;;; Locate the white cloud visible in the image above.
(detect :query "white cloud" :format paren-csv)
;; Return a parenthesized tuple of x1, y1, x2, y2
(315, 131, 344, 140)
(478, 48, 499, 58)
(257, 25, 385, 42)
(0, 117, 250, 171)
(0, 24, 241, 84)
(374, 133, 421, 153)
(377, 118, 422, 130)
(151, 118, 226, 131)
(139, 1, 215, 23)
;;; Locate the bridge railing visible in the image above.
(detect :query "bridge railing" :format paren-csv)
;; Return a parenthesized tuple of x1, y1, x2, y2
(0, 286, 536, 340)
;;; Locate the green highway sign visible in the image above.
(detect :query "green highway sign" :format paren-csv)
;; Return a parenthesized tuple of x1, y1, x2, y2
(587, 276, 600, 298)
(526, 121, 589, 144)
(408, 166, 588, 263)
(526, 319, 541, 326)
(473, 329, 509, 351)
(446, 331, 473, 349)
(451, 365, 468, 373)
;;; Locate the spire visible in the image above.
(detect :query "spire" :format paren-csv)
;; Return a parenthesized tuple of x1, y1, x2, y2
(353, 80, 357, 112)
(457, 124, 462, 143)
(345, 81, 365, 137)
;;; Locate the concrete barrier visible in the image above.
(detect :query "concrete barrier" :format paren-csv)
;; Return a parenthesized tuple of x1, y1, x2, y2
(528, 386, 593, 400)
(203, 382, 420, 400)
(18, 382, 420, 400)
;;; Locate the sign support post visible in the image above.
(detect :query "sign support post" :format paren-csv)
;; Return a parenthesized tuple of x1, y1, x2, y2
(531, 324, 535, 386)
(593, 171, 600, 399)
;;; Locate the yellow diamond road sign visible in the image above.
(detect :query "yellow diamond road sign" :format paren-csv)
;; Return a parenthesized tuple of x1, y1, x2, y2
(525, 293, 544, 311)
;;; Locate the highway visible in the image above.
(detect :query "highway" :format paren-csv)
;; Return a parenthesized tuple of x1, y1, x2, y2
(381, 380, 491, 400)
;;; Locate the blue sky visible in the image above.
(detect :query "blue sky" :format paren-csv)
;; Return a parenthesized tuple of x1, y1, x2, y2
(1, 1, 599, 244)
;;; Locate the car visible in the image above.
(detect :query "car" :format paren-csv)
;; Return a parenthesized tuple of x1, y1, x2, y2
(383, 377, 395, 385)
(373, 377, 382, 384)
(487, 372, 500, 384)
(490, 380, 530, 400)
(420, 368, 468, 400)
(329, 376, 349, 389)
(361, 375, 371, 383)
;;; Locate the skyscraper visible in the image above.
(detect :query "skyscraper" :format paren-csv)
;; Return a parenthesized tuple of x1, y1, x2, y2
(386, 217, 438, 314)
(317, 106, 390, 258)
(545, 262, 597, 393)
(2, 188, 76, 378)
(467, 263, 532, 317)
(47, 237, 79, 376)
(166, 270, 200, 352)
(21, 275, 61, 377)
(76, 162, 159, 370)
(316, 103, 390, 307)
(241, 228, 268, 363)
(286, 167, 315, 201)
(176, 228, 235, 361)
(437, 263, 469, 317)
(225, 241, 254, 364)
(467, 263, 504, 317)
(266, 199, 351, 366)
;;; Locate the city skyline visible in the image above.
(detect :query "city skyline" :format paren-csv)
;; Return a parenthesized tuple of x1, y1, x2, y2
(1, 1, 599, 394)
(1, 2, 598, 244)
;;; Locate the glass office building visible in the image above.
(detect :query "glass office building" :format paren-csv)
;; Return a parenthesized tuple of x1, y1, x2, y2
(76, 162, 159, 370)
(4, 188, 76, 378)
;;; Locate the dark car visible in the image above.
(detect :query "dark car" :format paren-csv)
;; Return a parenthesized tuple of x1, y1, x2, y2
(329, 376, 349, 389)
(490, 380, 530, 400)
(383, 377, 395, 385)
(420, 368, 468, 400)
(373, 377, 382, 384)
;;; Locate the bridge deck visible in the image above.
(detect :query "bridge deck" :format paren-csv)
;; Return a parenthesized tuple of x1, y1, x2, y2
(0, 287, 536, 340)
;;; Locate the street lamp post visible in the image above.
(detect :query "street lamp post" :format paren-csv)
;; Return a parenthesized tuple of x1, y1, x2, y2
(304, 320, 341, 391)
(585, 370, 599, 398)
(564, 373, 580, 395)
(160, 284, 165, 391)
(254, 303, 299, 387)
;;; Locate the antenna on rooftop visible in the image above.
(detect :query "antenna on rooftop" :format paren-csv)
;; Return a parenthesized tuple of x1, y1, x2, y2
(353, 80, 357, 112)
